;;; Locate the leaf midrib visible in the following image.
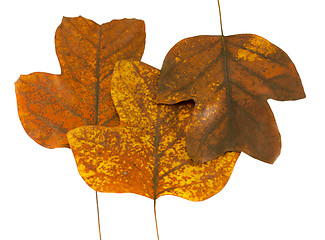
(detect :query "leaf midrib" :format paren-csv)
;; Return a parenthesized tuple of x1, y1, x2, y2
(153, 105, 162, 200)
(222, 37, 235, 147)
(94, 25, 103, 125)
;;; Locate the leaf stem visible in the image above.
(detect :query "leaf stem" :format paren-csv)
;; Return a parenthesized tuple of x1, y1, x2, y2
(217, 0, 224, 36)
(154, 199, 160, 240)
(96, 191, 102, 240)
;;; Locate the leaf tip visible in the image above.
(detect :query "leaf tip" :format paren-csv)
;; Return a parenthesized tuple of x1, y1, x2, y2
(295, 84, 306, 100)
(61, 16, 71, 23)
(14, 75, 22, 87)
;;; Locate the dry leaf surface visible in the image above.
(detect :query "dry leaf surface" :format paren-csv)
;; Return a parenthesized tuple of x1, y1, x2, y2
(68, 61, 240, 201)
(156, 34, 305, 164)
(15, 16, 145, 148)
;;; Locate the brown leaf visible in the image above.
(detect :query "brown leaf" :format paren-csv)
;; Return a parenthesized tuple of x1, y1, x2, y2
(67, 61, 240, 201)
(15, 16, 145, 148)
(156, 34, 305, 164)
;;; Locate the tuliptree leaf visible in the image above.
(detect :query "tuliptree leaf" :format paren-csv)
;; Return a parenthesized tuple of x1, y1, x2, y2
(15, 16, 145, 148)
(156, 34, 305, 164)
(67, 61, 240, 201)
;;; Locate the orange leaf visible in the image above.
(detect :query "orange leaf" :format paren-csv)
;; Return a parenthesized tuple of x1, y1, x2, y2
(156, 34, 305, 164)
(67, 61, 240, 201)
(15, 16, 145, 148)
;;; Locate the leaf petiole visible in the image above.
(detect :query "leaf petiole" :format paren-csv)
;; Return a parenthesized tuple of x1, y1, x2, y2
(217, 0, 224, 36)
(154, 199, 160, 240)
(96, 191, 102, 240)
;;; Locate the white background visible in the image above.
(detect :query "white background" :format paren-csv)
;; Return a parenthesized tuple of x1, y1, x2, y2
(1, 0, 324, 239)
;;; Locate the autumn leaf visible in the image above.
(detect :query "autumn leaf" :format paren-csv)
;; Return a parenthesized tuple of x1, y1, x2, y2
(67, 61, 240, 201)
(15, 16, 145, 148)
(156, 34, 305, 164)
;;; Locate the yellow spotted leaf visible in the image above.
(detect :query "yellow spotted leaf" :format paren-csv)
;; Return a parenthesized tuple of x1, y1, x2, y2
(67, 61, 240, 201)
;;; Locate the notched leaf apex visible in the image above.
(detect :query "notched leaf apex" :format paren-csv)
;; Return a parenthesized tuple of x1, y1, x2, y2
(15, 16, 146, 149)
